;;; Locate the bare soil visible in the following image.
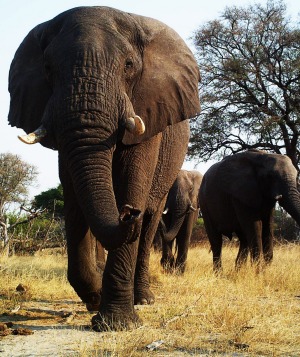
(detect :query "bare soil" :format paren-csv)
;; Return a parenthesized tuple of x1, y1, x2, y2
(0, 299, 104, 356)
(0, 299, 251, 356)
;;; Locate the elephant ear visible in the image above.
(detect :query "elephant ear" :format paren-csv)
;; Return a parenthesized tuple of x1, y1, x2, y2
(8, 24, 54, 148)
(190, 171, 203, 208)
(123, 14, 201, 145)
(218, 153, 263, 208)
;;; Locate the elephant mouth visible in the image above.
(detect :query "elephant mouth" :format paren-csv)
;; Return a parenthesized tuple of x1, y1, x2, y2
(17, 114, 146, 145)
(119, 204, 142, 223)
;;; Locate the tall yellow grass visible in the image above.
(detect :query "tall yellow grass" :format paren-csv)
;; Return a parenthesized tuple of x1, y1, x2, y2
(0, 242, 299, 356)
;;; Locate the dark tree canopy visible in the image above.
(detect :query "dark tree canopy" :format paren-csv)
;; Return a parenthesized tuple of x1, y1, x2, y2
(33, 184, 64, 217)
(189, 0, 300, 169)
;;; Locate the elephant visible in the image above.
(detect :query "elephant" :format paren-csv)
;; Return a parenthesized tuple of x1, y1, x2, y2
(154, 169, 202, 273)
(199, 149, 300, 272)
(7, 7, 200, 331)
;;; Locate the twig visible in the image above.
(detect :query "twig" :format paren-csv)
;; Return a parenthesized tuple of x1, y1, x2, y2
(161, 294, 203, 327)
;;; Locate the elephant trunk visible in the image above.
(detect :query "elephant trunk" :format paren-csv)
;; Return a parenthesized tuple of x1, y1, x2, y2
(278, 182, 300, 226)
(162, 209, 186, 242)
(68, 148, 142, 250)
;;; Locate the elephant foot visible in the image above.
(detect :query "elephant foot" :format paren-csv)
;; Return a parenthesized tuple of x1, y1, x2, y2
(213, 258, 222, 274)
(253, 261, 264, 274)
(213, 266, 223, 275)
(91, 310, 142, 331)
(162, 264, 175, 274)
(81, 291, 101, 312)
(134, 288, 155, 305)
(161, 257, 175, 274)
(174, 265, 186, 275)
(263, 254, 273, 265)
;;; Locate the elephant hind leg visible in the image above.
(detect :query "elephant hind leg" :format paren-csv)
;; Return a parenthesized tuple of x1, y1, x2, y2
(201, 209, 223, 272)
(134, 204, 166, 305)
(209, 232, 223, 273)
(248, 221, 263, 264)
(241, 221, 263, 273)
(262, 238, 273, 264)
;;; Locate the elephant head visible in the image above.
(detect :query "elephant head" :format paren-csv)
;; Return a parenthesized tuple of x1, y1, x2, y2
(161, 170, 202, 242)
(220, 149, 300, 224)
(8, 7, 200, 250)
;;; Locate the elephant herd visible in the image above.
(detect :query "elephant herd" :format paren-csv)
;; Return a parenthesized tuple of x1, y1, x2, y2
(7, 6, 300, 331)
(155, 148, 300, 275)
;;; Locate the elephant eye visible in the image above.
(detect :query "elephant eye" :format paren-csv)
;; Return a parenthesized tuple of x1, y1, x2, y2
(125, 59, 134, 71)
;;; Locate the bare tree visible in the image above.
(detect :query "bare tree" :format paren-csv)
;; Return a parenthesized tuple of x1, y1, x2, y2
(189, 0, 300, 169)
(0, 153, 38, 247)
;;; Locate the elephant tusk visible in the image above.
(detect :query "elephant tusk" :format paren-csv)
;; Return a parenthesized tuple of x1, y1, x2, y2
(125, 115, 145, 136)
(189, 205, 197, 212)
(163, 207, 169, 215)
(275, 194, 283, 201)
(18, 126, 47, 144)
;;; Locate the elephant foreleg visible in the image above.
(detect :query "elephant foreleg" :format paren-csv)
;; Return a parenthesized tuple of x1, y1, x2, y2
(60, 166, 103, 311)
(161, 239, 175, 273)
(92, 240, 141, 331)
(247, 221, 263, 266)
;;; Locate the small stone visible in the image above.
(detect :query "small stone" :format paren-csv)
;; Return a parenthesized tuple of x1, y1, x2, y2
(16, 284, 28, 293)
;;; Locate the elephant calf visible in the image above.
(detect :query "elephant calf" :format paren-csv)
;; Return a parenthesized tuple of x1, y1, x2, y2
(199, 149, 300, 271)
(155, 169, 203, 273)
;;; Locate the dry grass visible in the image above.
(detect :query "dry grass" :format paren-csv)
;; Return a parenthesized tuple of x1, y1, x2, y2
(0, 242, 299, 356)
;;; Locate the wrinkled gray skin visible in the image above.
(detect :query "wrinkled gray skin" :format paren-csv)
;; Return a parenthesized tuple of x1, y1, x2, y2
(7, 7, 200, 330)
(199, 149, 300, 272)
(155, 170, 202, 273)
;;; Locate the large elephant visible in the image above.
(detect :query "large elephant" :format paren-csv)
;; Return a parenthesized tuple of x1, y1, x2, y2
(7, 7, 200, 330)
(155, 170, 202, 273)
(199, 149, 300, 272)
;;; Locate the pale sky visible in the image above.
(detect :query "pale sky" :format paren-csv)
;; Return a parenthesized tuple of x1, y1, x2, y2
(1, 0, 299, 198)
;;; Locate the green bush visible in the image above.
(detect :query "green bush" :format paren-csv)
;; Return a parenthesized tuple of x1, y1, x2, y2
(191, 217, 208, 245)
(7, 212, 65, 255)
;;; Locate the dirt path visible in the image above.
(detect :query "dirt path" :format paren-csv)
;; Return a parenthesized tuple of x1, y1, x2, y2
(0, 300, 105, 356)
(0, 300, 251, 356)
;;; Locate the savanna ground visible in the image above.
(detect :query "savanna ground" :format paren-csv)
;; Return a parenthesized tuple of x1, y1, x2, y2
(0, 241, 299, 356)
